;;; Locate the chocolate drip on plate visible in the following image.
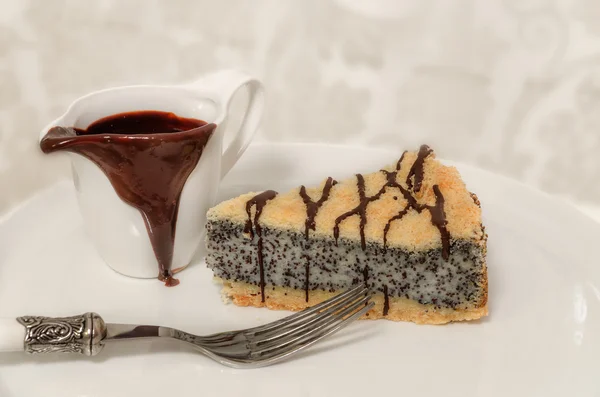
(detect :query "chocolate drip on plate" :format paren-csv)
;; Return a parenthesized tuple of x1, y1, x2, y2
(244, 190, 278, 302)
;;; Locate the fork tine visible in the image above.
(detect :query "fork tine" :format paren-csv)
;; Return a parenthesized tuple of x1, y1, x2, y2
(200, 285, 366, 344)
(249, 293, 372, 354)
(246, 284, 366, 334)
(200, 287, 368, 350)
(248, 288, 369, 346)
(233, 301, 375, 368)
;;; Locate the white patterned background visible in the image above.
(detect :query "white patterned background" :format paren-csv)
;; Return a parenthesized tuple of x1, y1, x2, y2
(1, 0, 600, 221)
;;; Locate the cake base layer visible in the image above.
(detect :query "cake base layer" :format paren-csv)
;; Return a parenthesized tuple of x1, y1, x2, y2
(217, 278, 488, 325)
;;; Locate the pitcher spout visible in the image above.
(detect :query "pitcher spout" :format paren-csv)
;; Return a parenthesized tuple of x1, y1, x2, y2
(40, 126, 81, 154)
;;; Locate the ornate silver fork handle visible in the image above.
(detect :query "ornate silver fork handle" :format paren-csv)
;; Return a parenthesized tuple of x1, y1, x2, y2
(0, 286, 374, 368)
(14, 312, 106, 356)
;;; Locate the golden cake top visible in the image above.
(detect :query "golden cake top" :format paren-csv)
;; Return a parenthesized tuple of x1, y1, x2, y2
(207, 146, 484, 253)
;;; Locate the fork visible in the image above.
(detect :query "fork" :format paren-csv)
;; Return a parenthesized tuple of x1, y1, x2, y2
(0, 285, 373, 368)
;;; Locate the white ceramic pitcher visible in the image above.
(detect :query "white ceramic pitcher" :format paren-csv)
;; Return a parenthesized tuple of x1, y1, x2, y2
(38, 70, 264, 280)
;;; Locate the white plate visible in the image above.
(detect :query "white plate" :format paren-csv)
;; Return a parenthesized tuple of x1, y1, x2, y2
(0, 143, 599, 396)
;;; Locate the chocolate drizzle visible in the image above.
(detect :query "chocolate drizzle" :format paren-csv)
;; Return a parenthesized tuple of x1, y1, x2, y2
(396, 150, 407, 171)
(383, 184, 450, 259)
(39, 111, 216, 286)
(241, 145, 452, 307)
(299, 177, 337, 302)
(333, 159, 415, 250)
(244, 190, 278, 302)
(429, 186, 450, 260)
(406, 144, 433, 192)
(384, 147, 451, 259)
(299, 177, 337, 239)
(330, 144, 450, 260)
(362, 266, 371, 307)
(333, 174, 379, 250)
(383, 285, 390, 316)
(304, 256, 310, 302)
(383, 209, 409, 248)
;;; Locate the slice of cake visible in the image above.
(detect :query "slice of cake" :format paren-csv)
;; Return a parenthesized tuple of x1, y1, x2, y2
(205, 145, 488, 324)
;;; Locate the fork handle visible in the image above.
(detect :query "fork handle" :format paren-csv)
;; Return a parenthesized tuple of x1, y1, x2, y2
(0, 313, 107, 356)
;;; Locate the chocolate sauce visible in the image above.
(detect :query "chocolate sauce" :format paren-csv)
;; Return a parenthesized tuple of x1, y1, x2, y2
(241, 146, 451, 304)
(406, 144, 433, 192)
(299, 177, 337, 239)
(383, 170, 419, 207)
(79, 110, 205, 135)
(244, 190, 278, 302)
(304, 256, 310, 303)
(40, 111, 216, 286)
(383, 285, 390, 316)
(383, 186, 450, 258)
(299, 177, 337, 302)
(383, 207, 410, 248)
(429, 186, 450, 260)
(396, 150, 407, 171)
(334, 174, 380, 250)
(332, 147, 450, 259)
(383, 148, 451, 259)
(334, 169, 413, 250)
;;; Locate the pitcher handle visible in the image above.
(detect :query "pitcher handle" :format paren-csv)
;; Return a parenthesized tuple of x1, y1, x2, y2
(192, 69, 265, 179)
